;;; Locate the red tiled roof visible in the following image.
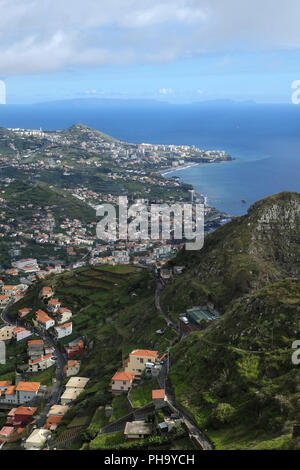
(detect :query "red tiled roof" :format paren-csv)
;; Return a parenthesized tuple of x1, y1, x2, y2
(36, 309, 53, 324)
(152, 389, 166, 400)
(0, 381, 12, 387)
(129, 349, 158, 358)
(112, 371, 135, 382)
(15, 406, 37, 416)
(0, 427, 14, 437)
(15, 381, 40, 393)
(28, 340, 44, 346)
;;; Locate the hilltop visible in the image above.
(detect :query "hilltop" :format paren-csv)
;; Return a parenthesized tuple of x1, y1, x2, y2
(60, 124, 119, 143)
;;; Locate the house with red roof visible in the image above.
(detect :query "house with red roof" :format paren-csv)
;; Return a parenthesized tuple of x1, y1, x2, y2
(7, 406, 37, 427)
(57, 307, 72, 324)
(64, 360, 81, 377)
(18, 308, 31, 319)
(110, 371, 135, 395)
(15, 381, 40, 404)
(44, 415, 62, 431)
(63, 339, 84, 359)
(54, 322, 72, 339)
(40, 286, 54, 299)
(27, 339, 44, 359)
(47, 298, 61, 314)
(152, 389, 166, 409)
(35, 309, 55, 330)
(28, 354, 54, 373)
(0, 294, 9, 306)
(0, 381, 40, 405)
(12, 327, 32, 342)
(124, 349, 159, 376)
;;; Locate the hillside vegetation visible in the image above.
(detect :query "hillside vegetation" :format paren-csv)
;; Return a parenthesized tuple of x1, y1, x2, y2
(162, 191, 300, 316)
(167, 192, 300, 449)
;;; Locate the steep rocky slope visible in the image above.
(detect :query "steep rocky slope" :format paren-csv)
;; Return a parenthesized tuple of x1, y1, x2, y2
(162, 191, 300, 314)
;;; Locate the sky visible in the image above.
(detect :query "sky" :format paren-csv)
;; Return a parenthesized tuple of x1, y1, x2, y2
(1, 0, 300, 104)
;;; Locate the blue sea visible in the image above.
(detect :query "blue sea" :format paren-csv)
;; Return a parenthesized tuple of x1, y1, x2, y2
(1, 100, 300, 216)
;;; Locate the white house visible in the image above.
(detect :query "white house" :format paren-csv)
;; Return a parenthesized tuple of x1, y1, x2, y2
(12, 327, 32, 342)
(57, 307, 72, 325)
(35, 309, 55, 330)
(54, 322, 72, 339)
(24, 428, 51, 450)
(0, 381, 40, 405)
(28, 354, 54, 373)
(15, 381, 40, 404)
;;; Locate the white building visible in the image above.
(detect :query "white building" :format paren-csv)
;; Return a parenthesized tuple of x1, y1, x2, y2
(28, 354, 54, 373)
(54, 322, 72, 339)
(24, 429, 51, 450)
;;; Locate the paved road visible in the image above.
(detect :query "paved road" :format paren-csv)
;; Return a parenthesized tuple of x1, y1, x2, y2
(154, 270, 177, 331)
(34, 333, 66, 428)
(153, 271, 213, 451)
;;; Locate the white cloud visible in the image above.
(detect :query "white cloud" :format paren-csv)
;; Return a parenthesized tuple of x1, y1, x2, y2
(158, 88, 173, 95)
(0, 0, 300, 76)
(84, 89, 105, 95)
(196, 89, 204, 94)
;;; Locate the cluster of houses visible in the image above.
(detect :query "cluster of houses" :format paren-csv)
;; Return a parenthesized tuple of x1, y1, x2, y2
(0, 324, 32, 344)
(108, 348, 182, 441)
(110, 349, 163, 395)
(0, 402, 71, 449)
(0, 376, 82, 449)
(0, 405, 38, 444)
(29, 286, 73, 340)
(0, 282, 28, 307)
(27, 339, 55, 373)
(60, 376, 89, 405)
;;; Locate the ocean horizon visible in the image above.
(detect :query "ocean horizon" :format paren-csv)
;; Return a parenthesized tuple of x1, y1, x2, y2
(1, 100, 300, 216)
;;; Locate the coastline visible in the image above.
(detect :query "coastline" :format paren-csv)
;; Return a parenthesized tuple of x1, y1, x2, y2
(160, 159, 234, 223)
(160, 162, 202, 177)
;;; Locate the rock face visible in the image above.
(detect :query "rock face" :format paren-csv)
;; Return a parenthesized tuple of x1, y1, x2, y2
(162, 191, 300, 312)
(249, 192, 300, 275)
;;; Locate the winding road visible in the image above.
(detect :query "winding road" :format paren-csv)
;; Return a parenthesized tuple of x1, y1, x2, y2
(154, 269, 213, 451)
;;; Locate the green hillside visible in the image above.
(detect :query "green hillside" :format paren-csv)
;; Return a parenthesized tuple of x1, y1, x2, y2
(162, 191, 300, 317)
(169, 278, 300, 449)
(2, 180, 95, 223)
(166, 191, 300, 449)
(61, 124, 119, 143)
